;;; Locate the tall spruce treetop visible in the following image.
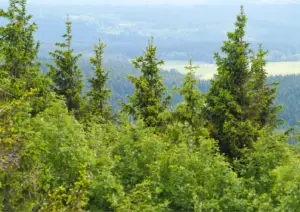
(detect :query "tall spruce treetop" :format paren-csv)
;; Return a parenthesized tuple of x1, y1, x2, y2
(48, 17, 84, 113)
(87, 39, 112, 120)
(122, 37, 171, 127)
(0, 0, 42, 99)
(206, 6, 259, 158)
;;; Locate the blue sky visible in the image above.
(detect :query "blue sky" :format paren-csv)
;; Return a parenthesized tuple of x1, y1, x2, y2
(18, 0, 300, 5)
(0, 0, 297, 5)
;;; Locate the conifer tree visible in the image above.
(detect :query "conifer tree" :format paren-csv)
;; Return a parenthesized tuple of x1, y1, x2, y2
(87, 39, 112, 120)
(206, 6, 258, 158)
(0, 0, 43, 99)
(122, 37, 171, 127)
(48, 17, 84, 114)
(174, 60, 206, 133)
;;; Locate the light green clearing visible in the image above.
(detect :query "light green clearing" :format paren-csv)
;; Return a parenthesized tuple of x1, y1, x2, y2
(161, 60, 300, 79)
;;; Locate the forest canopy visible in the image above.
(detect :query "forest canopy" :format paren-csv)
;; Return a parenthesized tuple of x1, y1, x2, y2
(1, 1, 300, 211)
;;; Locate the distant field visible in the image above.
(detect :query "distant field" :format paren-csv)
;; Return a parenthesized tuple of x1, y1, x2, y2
(161, 60, 300, 79)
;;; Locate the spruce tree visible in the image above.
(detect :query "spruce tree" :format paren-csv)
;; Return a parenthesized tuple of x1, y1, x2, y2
(0, 0, 43, 99)
(87, 39, 112, 120)
(174, 60, 206, 133)
(122, 37, 171, 127)
(48, 17, 84, 114)
(206, 6, 258, 158)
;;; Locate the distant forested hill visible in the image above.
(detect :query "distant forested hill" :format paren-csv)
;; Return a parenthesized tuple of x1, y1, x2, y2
(268, 75, 300, 129)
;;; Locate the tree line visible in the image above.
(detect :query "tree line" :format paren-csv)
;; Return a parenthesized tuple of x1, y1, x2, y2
(1, 1, 300, 211)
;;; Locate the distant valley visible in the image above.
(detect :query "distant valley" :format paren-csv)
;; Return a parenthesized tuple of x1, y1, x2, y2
(162, 61, 300, 79)
(0, 3, 299, 63)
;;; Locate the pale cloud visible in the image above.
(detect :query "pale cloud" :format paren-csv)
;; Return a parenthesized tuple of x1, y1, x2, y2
(256, 0, 299, 3)
(25, 0, 207, 5)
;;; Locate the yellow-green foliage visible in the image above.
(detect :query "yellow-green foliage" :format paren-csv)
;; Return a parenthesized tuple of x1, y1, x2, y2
(1, 1, 300, 211)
